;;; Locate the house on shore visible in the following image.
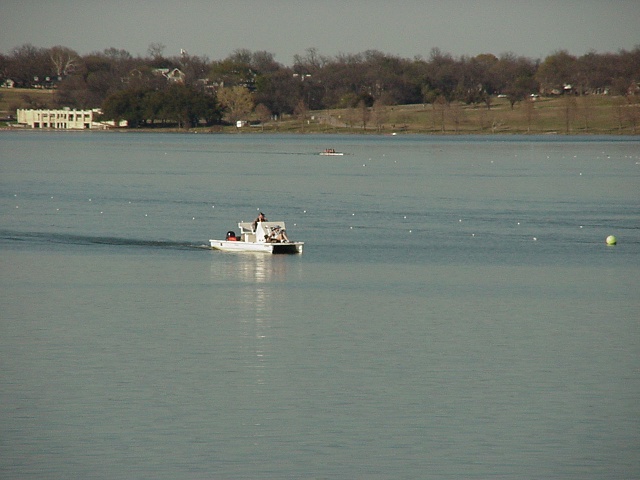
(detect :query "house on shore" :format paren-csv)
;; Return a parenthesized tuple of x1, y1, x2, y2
(152, 68, 186, 84)
(16, 108, 127, 129)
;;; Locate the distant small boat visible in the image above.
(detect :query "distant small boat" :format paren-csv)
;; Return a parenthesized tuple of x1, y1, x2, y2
(319, 148, 344, 156)
(209, 221, 303, 254)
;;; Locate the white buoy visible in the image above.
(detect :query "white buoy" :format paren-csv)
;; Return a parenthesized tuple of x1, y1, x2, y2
(606, 235, 617, 246)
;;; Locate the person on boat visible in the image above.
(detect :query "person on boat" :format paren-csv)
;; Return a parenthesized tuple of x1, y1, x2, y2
(252, 212, 267, 231)
(226, 231, 238, 241)
(268, 226, 290, 243)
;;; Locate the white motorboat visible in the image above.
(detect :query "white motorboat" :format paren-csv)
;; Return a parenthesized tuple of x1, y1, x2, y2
(209, 221, 304, 254)
(319, 148, 344, 156)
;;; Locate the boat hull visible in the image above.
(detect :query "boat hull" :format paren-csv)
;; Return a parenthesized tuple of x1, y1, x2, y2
(209, 240, 303, 254)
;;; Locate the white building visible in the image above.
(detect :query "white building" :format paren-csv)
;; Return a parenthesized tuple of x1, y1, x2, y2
(16, 108, 127, 129)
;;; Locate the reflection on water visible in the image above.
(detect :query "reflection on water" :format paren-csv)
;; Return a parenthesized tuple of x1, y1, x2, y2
(211, 252, 292, 284)
(236, 253, 288, 284)
(210, 254, 293, 389)
(240, 255, 272, 388)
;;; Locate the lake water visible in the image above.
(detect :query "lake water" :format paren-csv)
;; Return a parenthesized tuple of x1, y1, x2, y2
(1, 131, 639, 479)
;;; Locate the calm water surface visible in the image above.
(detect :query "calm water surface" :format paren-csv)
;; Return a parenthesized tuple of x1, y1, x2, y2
(1, 132, 639, 479)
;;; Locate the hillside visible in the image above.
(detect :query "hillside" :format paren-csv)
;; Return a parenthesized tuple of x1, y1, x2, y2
(0, 88, 57, 119)
(272, 96, 639, 135)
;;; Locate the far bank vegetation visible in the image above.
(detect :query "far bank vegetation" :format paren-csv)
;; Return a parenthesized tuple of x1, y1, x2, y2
(1, 44, 639, 134)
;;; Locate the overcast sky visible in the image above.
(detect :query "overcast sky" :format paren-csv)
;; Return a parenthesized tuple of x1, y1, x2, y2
(1, 0, 638, 64)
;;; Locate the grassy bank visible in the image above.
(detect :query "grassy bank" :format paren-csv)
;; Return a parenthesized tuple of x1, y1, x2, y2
(269, 96, 640, 135)
(0, 87, 56, 117)
(2, 87, 638, 134)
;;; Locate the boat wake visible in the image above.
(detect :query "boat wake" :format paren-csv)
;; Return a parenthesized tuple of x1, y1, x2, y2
(1, 230, 201, 250)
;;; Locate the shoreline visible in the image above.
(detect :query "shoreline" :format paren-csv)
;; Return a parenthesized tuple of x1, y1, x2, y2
(2, 126, 638, 136)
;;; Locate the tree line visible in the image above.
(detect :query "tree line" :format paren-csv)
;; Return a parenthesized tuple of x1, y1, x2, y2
(1, 43, 639, 128)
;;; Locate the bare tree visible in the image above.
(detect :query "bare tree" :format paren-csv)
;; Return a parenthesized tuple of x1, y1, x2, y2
(371, 98, 389, 132)
(434, 95, 448, 132)
(293, 47, 327, 73)
(147, 42, 166, 60)
(628, 101, 640, 135)
(450, 102, 464, 133)
(614, 97, 626, 133)
(49, 46, 78, 77)
(578, 95, 593, 133)
(357, 99, 370, 130)
(477, 106, 488, 132)
(254, 103, 272, 131)
(619, 96, 640, 134)
(293, 99, 309, 131)
(562, 94, 577, 134)
(523, 97, 537, 133)
(491, 119, 504, 133)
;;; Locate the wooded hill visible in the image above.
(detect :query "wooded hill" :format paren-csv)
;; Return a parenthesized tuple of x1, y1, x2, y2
(1, 45, 639, 133)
